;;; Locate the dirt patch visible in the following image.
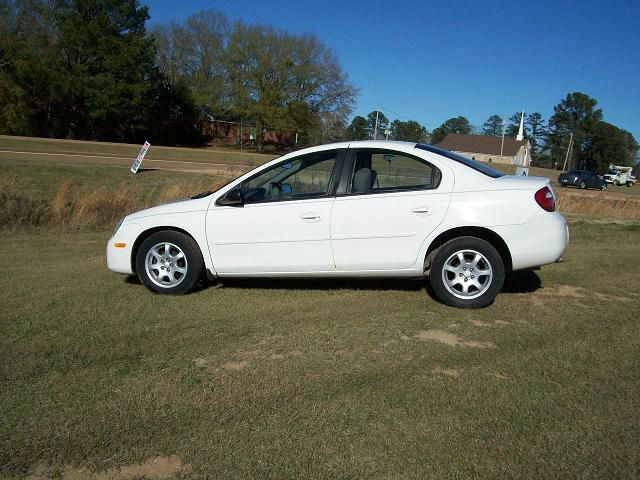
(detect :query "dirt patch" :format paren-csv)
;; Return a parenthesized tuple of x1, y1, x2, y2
(221, 360, 249, 370)
(29, 455, 189, 480)
(194, 357, 211, 368)
(469, 319, 510, 327)
(554, 285, 586, 298)
(431, 367, 462, 378)
(413, 329, 495, 349)
(526, 284, 634, 305)
(270, 351, 302, 360)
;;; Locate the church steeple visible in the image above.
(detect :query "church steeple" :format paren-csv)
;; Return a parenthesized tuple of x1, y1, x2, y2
(516, 111, 525, 141)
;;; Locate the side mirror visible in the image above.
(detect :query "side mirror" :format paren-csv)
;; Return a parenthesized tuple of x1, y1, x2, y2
(216, 188, 243, 207)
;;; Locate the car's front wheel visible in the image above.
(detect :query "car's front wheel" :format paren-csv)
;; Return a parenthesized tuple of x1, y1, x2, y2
(136, 230, 204, 294)
(429, 237, 505, 308)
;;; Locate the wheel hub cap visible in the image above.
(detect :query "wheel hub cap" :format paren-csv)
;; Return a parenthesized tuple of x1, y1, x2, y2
(145, 242, 188, 288)
(442, 249, 493, 300)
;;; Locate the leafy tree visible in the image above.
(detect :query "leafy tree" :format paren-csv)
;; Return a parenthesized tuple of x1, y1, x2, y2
(0, 0, 64, 137)
(390, 119, 428, 143)
(309, 111, 347, 144)
(151, 10, 229, 115)
(365, 110, 389, 139)
(48, 0, 159, 141)
(525, 112, 547, 159)
(481, 114, 504, 136)
(345, 115, 368, 140)
(224, 23, 356, 151)
(0, 0, 163, 142)
(147, 78, 200, 145)
(430, 116, 472, 144)
(583, 121, 638, 171)
(547, 92, 603, 169)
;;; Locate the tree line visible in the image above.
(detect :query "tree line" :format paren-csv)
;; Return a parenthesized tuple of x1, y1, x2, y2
(0, 1, 636, 170)
(0, 1, 356, 150)
(345, 93, 638, 172)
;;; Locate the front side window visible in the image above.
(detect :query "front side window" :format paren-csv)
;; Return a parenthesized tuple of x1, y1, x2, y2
(241, 150, 338, 204)
(347, 150, 441, 194)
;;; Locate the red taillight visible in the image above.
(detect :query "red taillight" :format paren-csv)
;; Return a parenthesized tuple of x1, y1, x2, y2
(535, 186, 555, 212)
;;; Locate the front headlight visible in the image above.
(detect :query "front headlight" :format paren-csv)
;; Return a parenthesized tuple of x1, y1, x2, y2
(111, 217, 125, 238)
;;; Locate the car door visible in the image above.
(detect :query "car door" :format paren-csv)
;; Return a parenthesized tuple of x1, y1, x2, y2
(330, 148, 453, 271)
(206, 148, 344, 274)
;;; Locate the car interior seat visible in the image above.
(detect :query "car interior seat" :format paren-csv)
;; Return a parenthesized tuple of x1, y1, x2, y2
(352, 168, 378, 192)
(432, 168, 442, 188)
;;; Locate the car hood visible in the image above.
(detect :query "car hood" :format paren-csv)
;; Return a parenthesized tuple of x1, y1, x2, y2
(126, 196, 211, 220)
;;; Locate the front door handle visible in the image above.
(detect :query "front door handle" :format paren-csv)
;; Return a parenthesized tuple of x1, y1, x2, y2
(411, 207, 433, 215)
(301, 213, 322, 222)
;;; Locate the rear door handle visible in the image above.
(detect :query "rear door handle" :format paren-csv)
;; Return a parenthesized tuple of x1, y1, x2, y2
(301, 213, 322, 222)
(411, 207, 433, 215)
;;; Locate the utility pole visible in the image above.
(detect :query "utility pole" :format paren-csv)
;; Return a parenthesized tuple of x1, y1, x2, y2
(562, 132, 574, 172)
(499, 114, 506, 158)
(373, 105, 380, 140)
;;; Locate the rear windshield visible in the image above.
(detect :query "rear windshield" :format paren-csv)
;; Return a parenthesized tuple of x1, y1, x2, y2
(415, 144, 504, 178)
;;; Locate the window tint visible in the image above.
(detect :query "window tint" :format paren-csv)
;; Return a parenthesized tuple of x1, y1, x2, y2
(348, 150, 441, 194)
(241, 150, 338, 204)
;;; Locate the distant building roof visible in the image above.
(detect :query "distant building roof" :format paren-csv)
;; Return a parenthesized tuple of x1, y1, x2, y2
(435, 133, 528, 157)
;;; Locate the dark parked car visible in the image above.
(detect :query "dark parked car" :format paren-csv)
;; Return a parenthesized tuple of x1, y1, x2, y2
(558, 170, 607, 190)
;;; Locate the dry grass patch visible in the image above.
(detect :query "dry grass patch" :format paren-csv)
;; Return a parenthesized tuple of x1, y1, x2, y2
(556, 189, 640, 220)
(28, 455, 189, 480)
(406, 329, 496, 349)
(1, 174, 228, 230)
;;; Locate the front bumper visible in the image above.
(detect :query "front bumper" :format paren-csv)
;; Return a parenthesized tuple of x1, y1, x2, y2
(106, 222, 142, 275)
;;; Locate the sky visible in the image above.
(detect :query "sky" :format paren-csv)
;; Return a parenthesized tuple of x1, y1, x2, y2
(142, 0, 640, 140)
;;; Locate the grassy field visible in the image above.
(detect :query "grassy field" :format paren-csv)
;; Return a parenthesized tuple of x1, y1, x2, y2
(1, 136, 639, 478)
(1, 222, 639, 479)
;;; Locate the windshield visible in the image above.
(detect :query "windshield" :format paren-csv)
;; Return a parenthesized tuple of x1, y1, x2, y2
(415, 144, 504, 178)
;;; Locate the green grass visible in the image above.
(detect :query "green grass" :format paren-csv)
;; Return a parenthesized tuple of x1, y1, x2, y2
(1, 136, 639, 477)
(1, 221, 639, 479)
(0, 134, 276, 166)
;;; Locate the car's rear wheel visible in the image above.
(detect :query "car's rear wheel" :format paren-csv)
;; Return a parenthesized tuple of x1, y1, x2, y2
(429, 237, 505, 308)
(136, 230, 204, 294)
(579, 181, 586, 189)
(627, 181, 633, 188)
(601, 183, 607, 191)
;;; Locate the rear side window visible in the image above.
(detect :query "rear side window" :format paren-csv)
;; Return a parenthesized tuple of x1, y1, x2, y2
(416, 144, 504, 178)
(347, 150, 441, 194)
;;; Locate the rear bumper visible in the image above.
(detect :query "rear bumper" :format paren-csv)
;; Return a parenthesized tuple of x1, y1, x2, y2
(493, 211, 569, 271)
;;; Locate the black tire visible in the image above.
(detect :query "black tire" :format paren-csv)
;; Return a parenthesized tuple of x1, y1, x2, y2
(429, 237, 505, 309)
(579, 181, 586, 189)
(136, 230, 204, 294)
(601, 183, 607, 191)
(626, 182, 633, 188)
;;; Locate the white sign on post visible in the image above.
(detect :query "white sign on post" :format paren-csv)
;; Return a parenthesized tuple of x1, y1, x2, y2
(515, 166, 529, 176)
(130, 141, 151, 173)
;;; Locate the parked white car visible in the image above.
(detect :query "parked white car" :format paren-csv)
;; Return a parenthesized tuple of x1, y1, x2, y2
(107, 141, 568, 308)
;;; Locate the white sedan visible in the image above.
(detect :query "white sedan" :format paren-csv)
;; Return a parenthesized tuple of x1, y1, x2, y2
(107, 141, 568, 308)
